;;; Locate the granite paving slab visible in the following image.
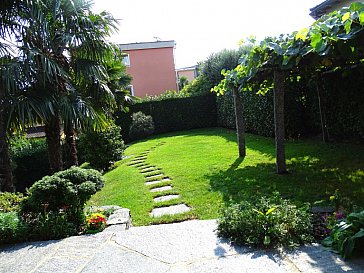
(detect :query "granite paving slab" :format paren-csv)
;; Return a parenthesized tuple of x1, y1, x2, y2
(150, 204, 191, 217)
(1, 220, 363, 273)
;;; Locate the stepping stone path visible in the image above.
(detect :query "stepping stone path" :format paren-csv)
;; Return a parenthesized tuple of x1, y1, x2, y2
(127, 142, 191, 219)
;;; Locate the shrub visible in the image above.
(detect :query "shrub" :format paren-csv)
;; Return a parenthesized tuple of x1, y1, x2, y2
(78, 125, 125, 171)
(322, 210, 364, 259)
(21, 167, 104, 229)
(24, 211, 77, 241)
(0, 212, 28, 245)
(141, 90, 190, 102)
(129, 111, 155, 140)
(181, 76, 211, 95)
(10, 137, 50, 192)
(217, 193, 314, 248)
(0, 192, 24, 212)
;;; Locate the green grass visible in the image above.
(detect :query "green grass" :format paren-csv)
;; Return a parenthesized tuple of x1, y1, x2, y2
(89, 128, 364, 226)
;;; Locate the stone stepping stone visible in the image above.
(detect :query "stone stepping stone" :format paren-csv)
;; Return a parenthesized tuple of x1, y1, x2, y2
(153, 194, 180, 203)
(150, 185, 173, 192)
(150, 204, 191, 217)
(144, 173, 164, 179)
(140, 168, 160, 174)
(136, 164, 151, 169)
(140, 166, 160, 172)
(145, 176, 170, 182)
(145, 180, 164, 186)
(134, 156, 147, 160)
(128, 160, 145, 166)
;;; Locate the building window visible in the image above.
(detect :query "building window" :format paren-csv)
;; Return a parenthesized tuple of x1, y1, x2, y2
(126, 85, 134, 95)
(122, 54, 130, 66)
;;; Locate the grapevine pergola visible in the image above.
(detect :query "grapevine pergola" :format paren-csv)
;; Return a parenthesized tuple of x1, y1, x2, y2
(214, 2, 364, 174)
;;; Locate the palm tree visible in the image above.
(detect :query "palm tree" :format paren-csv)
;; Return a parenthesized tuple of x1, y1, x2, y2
(17, 0, 118, 172)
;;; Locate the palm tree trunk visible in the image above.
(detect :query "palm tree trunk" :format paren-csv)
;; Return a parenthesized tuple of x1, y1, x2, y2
(45, 115, 63, 172)
(273, 70, 287, 174)
(65, 125, 78, 168)
(232, 86, 246, 157)
(0, 104, 14, 192)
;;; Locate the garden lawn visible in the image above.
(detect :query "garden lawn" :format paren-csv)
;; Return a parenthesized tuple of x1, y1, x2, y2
(89, 128, 364, 226)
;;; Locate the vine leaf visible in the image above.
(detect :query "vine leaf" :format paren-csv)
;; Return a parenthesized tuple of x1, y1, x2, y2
(342, 12, 351, 23)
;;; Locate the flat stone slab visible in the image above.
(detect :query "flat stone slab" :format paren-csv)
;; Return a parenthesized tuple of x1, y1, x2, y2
(150, 185, 172, 192)
(1, 220, 364, 273)
(140, 168, 160, 173)
(153, 194, 180, 202)
(150, 204, 191, 217)
(145, 180, 163, 186)
(144, 173, 164, 179)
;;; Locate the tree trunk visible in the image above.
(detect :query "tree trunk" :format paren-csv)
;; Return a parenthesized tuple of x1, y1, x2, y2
(273, 70, 287, 174)
(316, 75, 330, 143)
(0, 104, 14, 192)
(45, 115, 63, 173)
(65, 125, 78, 168)
(232, 86, 246, 157)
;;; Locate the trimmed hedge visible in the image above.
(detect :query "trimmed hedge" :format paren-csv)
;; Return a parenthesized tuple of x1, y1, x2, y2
(216, 68, 364, 141)
(115, 94, 218, 142)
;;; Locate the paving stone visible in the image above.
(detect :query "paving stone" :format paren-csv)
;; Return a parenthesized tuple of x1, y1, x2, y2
(153, 194, 180, 202)
(106, 208, 131, 228)
(145, 180, 163, 186)
(150, 185, 173, 192)
(80, 244, 170, 273)
(150, 204, 191, 217)
(140, 168, 160, 173)
(144, 173, 164, 180)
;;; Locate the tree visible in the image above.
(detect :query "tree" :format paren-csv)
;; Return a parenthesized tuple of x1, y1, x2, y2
(17, 0, 118, 172)
(178, 76, 189, 90)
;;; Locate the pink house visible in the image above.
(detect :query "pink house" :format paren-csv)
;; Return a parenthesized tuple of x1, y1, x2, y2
(119, 40, 178, 97)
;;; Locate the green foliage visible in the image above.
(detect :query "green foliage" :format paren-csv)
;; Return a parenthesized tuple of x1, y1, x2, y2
(0, 192, 24, 212)
(217, 193, 314, 248)
(181, 76, 211, 95)
(129, 111, 155, 141)
(115, 94, 217, 142)
(10, 137, 50, 192)
(216, 67, 364, 140)
(178, 76, 189, 90)
(21, 166, 104, 229)
(214, 3, 364, 97)
(0, 212, 28, 245)
(78, 125, 125, 171)
(23, 211, 78, 241)
(322, 210, 364, 259)
(140, 90, 190, 102)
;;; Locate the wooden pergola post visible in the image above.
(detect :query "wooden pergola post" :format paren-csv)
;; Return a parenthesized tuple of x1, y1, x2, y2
(273, 70, 287, 174)
(232, 86, 246, 158)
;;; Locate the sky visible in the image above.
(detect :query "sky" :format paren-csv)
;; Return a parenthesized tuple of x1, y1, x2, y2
(92, 0, 324, 68)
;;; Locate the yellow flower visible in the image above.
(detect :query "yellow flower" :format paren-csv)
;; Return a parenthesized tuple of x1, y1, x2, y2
(329, 195, 335, 201)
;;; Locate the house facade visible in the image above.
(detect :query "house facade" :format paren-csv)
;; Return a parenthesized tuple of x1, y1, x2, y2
(310, 0, 363, 19)
(119, 40, 178, 97)
(176, 66, 198, 82)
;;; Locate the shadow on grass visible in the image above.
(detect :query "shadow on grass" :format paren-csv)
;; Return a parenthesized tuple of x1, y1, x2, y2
(207, 155, 364, 207)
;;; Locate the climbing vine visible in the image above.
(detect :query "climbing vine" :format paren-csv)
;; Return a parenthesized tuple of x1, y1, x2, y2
(213, 2, 364, 94)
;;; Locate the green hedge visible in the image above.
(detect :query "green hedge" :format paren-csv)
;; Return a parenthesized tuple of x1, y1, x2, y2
(216, 68, 364, 141)
(115, 94, 218, 142)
